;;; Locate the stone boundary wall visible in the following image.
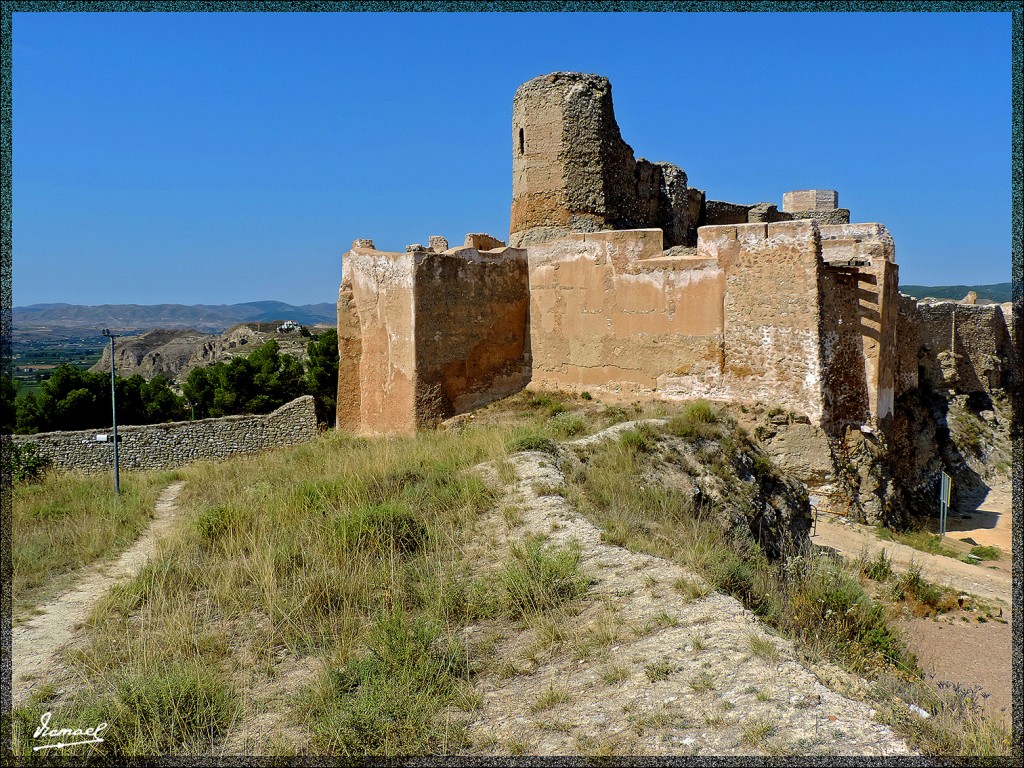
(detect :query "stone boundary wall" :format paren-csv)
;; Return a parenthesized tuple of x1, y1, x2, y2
(11, 396, 318, 473)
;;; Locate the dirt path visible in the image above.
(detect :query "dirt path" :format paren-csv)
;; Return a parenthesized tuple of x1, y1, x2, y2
(811, 515, 1010, 606)
(455, 426, 913, 757)
(811, 481, 1013, 729)
(945, 481, 1013, 552)
(11, 481, 186, 708)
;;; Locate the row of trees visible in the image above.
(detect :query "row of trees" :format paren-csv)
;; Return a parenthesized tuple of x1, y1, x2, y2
(4, 330, 339, 435)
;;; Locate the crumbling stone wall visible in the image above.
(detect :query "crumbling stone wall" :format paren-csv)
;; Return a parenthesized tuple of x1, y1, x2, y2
(913, 300, 1015, 395)
(819, 266, 870, 431)
(696, 220, 827, 422)
(12, 396, 318, 473)
(819, 223, 899, 428)
(510, 72, 693, 250)
(337, 236, 531, 436)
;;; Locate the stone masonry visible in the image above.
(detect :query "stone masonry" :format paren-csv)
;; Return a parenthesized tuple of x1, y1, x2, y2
(13, 396, 318, 473)
(337, 236, 531, 436)
(335, 71, 1016, 523)
(510, 72, 694, 250)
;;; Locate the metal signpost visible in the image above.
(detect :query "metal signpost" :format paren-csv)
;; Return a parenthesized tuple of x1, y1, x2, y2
(102, 329, 120, 495)
(939, 471, 952, 537)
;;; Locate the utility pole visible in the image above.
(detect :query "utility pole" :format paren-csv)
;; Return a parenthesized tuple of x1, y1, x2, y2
(102, 329, 120, 495)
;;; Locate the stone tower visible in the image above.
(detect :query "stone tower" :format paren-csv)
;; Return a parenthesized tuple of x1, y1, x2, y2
(510, 72, 693, 249)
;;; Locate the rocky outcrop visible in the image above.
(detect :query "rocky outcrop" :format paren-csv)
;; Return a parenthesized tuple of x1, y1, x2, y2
(90, 322, 331, 385)
(564, 419, 811, 562)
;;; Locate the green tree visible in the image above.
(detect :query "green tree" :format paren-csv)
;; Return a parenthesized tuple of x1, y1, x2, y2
(13, 365, 186, 433)
(182, 340, 307, 419)
(1, 375, 17, 433)
(305, 328, 338, 425)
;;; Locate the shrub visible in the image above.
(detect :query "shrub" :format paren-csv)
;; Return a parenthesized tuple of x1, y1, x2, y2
(507, 432, 558, 455)
(860, 549, 894, 582)
(313, 610, 470, 755)
(113, 665, 240, 753)
(332, 501, 426, 554)
(666, 400, 722, 440)
(3, 441, 50, 483)
(550, 412, 587, 438)
(501, 536, 590, 617)
(619, 428, 652, 453)
(195, 505, 239, 544)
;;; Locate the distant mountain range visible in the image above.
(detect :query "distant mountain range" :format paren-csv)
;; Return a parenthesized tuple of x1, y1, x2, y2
(13, 300, 337, 333)
(899, 282, 1012, 304)
(12, 284, 1014, 336)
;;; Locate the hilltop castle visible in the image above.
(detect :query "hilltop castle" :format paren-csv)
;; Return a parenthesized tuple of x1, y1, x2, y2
(337, 72, 1016, 524)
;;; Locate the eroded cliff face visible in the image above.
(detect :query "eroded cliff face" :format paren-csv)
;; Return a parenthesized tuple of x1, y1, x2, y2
(90, 323, 327, 385)
(755, 296, 1016, 528)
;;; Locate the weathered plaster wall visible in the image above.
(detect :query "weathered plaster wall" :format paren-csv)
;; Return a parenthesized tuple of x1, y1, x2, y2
(414, 247, 532, 425)
(338, 239, 531, 436)
(529, 221, 835, 423)
(13, 396, 318, 473)
(337, 245, 418, 435)
(695, 221, 826, 422)
(528, 229, 724, 397)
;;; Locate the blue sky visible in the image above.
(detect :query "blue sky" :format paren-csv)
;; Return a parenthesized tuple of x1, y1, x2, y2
(12, 10, 1012, 306)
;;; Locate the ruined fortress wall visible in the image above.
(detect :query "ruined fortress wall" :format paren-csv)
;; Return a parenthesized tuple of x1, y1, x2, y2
(338, 241, 531, 435)
(697, 221, 826, 422)
(819, 267, 870, 431)
(12, 396, 318, 474)
(528, 229, 725, 397)
(894, 294, 921, 397)
(510, 72, 691, 249)
(337, 247, 418, 435)
(819, 224, 898, 426)
(413, 248, 531, 423)
(914, 301, 1014, 394)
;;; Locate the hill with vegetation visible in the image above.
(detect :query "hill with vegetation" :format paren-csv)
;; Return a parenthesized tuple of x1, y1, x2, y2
(899, 282, 1011, 303)
(7, 393, 1010, 758)
(13, 300, 336, 333)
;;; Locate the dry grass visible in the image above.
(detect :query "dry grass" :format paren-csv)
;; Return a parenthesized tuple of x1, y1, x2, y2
(11, 469, 181, 614)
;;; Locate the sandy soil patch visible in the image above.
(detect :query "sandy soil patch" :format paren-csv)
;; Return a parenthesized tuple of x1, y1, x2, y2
(898, 612, 1012, 728)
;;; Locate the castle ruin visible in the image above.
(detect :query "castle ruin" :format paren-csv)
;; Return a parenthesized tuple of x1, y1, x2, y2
(337, 72, 1016, 524)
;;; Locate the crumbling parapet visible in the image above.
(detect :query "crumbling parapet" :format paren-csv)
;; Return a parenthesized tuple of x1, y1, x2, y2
(337, 236, 530, 435)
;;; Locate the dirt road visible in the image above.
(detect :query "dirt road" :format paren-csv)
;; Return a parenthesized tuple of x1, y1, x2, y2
(811, 480, 1013, 727)
(811, 483, 1011, 607)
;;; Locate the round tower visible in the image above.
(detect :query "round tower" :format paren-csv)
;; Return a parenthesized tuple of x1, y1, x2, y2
(510, 72, 632, 247)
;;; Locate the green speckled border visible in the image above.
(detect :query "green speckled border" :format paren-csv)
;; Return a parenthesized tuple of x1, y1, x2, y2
(1, 2, 1021, 762)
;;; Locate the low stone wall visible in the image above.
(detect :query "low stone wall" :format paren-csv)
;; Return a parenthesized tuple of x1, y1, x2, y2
(12, 396, 318, 473)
